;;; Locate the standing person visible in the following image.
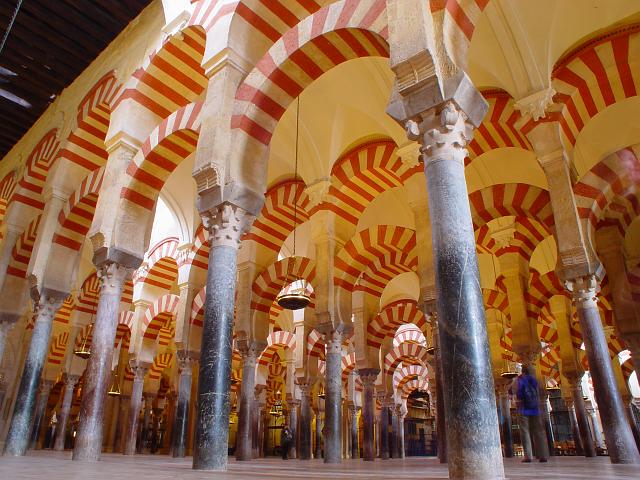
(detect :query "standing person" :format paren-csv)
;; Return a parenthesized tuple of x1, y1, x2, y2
(281, 424, 292, 460)
(516, 364, 549, 463)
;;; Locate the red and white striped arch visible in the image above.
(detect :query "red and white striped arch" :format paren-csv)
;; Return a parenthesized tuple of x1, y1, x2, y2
(400, 377, 430, 400)
(467, 90, 531, 164)
(121, 101, 203, 212)
(115, 311, 134, 349)
(367, 299, 426, 348)
(51, 167, 104, 252)
(53, 296, 75, 326)
(574, 145, 640, 235)
(231, 0, 389, 147)
(251, 256, 316, 314)
(552, 25, 640, 148)
(469, 183, 554, 230)
(76, 272, 101, 315)
(0, 171, 16, 226)
(47, 331, 69, 366)
(483, 288, 509, 313)
(11, 129, 59, 212)
(135, 237, 180, 289)
(334, 225, 417, 294)
(187, 224, 209, 272)
(327, 140, 409, 224)
(6, 215, 41, 279)
(114, 26, 207, 119)
(393, 324, 427, 348)
(341, 351, 356, 383)
(258, 330, 297, 366)
(307, 328, 325, 360)
(148, 352, 174, 381)
(527, 271, 565, 321)
(244, 179, 311, 252)
(475, 217, 550, 261)
(538, 323, 559, 348)
(393, 364, 429, 391)
(384, 342, 430, 374)
(143, 294, 180, 341)
(57, 71, 120, 172)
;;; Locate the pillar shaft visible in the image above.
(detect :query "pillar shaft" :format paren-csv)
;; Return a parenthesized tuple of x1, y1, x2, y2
(379, 400, 390, 460)
(391, 406, 400, 458)
(73, 262, 129, 461)
(349, 405, 358, 460)
(398, 411, 405, 458)
(193, 203, 252, 471)
(498, 392, 513, 458)
(571, 382, 596, 457)
(114, 395, 129, 453)
(4, 296, 63, 456)
(54, 375, 80, 451)
(287, 399, 299, 459)
(315, 409, 322, 459)
(0, 320, 13, 371)
(358, 368, 378, 461)
(124, 367, 147, 455)
(299, 383, 313, 459)
(566, 400, 584, 455)
(569, 276, 640, 463)
(235, 348, 257, 460)
(422, 102, 504, 479)
(173, 352, 193, 458)
(324, 330, 343, 463)
(30, 380, 53, 449)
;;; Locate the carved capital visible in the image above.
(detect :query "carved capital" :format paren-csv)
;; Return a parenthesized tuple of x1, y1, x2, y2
(201, 202, 255, 249)
(357, 368, 380, 387)
(513, 87, 557, 121)
(130, 364, 149, 383)
(97, 262, 130, 296)
(34, 295, 65, 324)
(39, 379, 54, 394)
(64, 374, 81, 389)
(324, 330, 343, 354)
(565, 275, 599, 309)
(296, 377, 315, 396)
(176, 350, 196, 375)
(516, 348, 540, 366)
(416, 102, 474, 167)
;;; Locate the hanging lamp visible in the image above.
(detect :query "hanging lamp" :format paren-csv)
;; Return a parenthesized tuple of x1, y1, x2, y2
(276, 96, 311, 311)
(108, 370, 122, 396)
(318, 384, 326, 399)
(498, 314, 518, 379)
(74, 322, 93, 359)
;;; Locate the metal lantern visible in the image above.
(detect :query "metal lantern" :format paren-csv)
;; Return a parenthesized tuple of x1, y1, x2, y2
(276, 278, 311, 310)
(74, 323, 93, 359)
(500, 359, 519, 379)
(318, 384, 326, 399)
(107, 371, 121, 396)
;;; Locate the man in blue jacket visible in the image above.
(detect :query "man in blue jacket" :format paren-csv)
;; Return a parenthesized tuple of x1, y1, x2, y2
(516, 364, 549, 463)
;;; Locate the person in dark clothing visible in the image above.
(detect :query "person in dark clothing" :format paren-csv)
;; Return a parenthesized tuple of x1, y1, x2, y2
(516, 364, 549, 463)
(281, 424, 292, 460)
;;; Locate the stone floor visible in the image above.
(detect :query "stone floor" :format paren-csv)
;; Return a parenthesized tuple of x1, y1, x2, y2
(0, 451, 638, 479)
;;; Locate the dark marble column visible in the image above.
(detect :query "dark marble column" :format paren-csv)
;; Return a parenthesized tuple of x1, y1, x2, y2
(570, 381, 596, 457)
(421, 101, 504, 478)
(4, 295, 64, 456)
(390, 404, 400, 458)
(314, 408, 323, 459)
(434, 329, 447, 464)
(73, 262, 129, 461)
(173, 351, 194, 458)
(497, 390, 514, 458)
(379, 397, 390, 460)
(323, 330, 343, 464)
(565, 398, 585, 455)
(235, 345, 257, 460)
(298, 380, 313, 459)
(0, 319, 13, 371)
(568, 276, 640, 463)
(124, 365, 148, 455)
(357, 369, 378, 461)
(54, 374, 80, 451)
(30, 380, 53, 449)
(397, 407, 406, 458)
(287, 398, 299, 459)
(252, 386, 266, 458)
(113, 394, 129, 453)
(587, 406, 605, 450)
(349, 404, 358, 459)
(540, 392, 555, 456)
(193, 203, 253, 471)
(141, 393, 155, 453)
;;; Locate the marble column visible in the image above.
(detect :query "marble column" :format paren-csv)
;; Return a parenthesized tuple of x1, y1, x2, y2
(419, 101, 503, 478)
(540, 392, 555, 456)
(314, 408, 323, 459)
(587, 407, 605, 450)
(299, 380, 313, 460)
(253, 386, 266, 458)
(349, 404, 358, 460)
(357, 368, 378, 461)
(287, 399, 299, 459)
(193, 203, 253, 471)
(73, 262, 129, 461)
(141, 393, 155, 453)
(497, 390, 513, 458)
(397, 407, 405, 459)
(235, 346, 257, 460)
(565, 399, 584, 455)
(3, 295, 64, 456)
(391, 405, 400, 458)
(324, 330, 343, 464)
(0, 319, 13, 370)
(568, 276, 640, 463)
(113, 394, 129, 453)
(31, 379, 54, 450)
(124, 365, 148, 455)
(434, 332, 447, 463)
(54, 374, 80, 451)
(570, 381, 596, 457)
(379, 397, 390, 460)
(173, 351, 194, 458)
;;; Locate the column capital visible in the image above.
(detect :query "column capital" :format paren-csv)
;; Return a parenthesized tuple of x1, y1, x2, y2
(201, 202, 255, 249)
(324, 329, 343, 354)
(129, 362, 149, 382)
(176, 350, 197, 375)
(96, 261, 131, 296)
(64, 373, 81, 388)
(33, 293, 65, 323)
(565, 275, 599, 308)
(516, 348, 540, 366)
(357, 368, 380, 386)
(39, 379, 54, 394)
(296, 377, 316, 395)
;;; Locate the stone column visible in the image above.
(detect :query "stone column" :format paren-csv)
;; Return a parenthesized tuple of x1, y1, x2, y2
(397, 406, 405, 459)
(314, 408, 322, 459)
(4, 294, 64, 456)
(298, 380, 313, 460)
(30, 379, 53, 450)
(124, 365, 148, 455)
(235, 345, 258, 461)
(287, 398, 299, 459)
(141, 393, 155, 453)
(379, 396, 390, 460)
(323, 330, 343, 464)
(497, 390, 514, 458)
(565, 398, 584, 455)
(567, 276, 640, 463)
(587, 406, 605, 450)
(173, 351, 194, 458)
(540, 391, 555, 456)
(357, 368, 378, 461)
(113, 394, 129, 453)
(415, 100, 504, 478)
(570, 380, 596, 457)
(54, 374, 80, 451)
(193, 203, 254, 471)
(391, 404, 400, 458)
(349, 404, 358, 460)
(73, 262, 130, 461)
(0, 319, 13, 370)
(252, 385, 266, 458)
